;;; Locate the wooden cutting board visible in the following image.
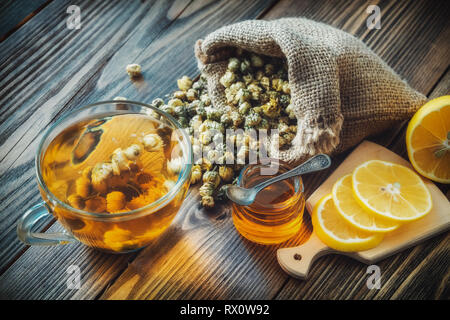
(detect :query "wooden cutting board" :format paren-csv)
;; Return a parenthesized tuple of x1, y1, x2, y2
(277, 141, 450, 279)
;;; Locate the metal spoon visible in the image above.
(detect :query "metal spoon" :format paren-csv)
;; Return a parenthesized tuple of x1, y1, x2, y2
(226, 154, 332, 206)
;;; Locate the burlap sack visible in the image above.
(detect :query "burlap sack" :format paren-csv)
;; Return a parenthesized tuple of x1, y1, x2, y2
(195, 18, 426, 163)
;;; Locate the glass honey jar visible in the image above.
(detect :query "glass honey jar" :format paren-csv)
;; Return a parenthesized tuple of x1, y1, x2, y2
(231, 159, 305, 245)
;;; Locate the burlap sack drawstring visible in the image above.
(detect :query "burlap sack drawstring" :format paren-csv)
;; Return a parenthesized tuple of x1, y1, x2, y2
(195, 18, 426, 163)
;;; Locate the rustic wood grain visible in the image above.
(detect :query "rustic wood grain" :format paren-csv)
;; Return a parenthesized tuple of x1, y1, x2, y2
(0, 0, 52, 42)
(0, 0, 194, 274)
(100, 0, 450, 300)
(0, 0, 277, 299)
(0, 0, 449, 300)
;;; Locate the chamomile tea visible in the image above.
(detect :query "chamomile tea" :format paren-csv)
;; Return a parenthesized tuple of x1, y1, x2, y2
(40, 111, 190, 252)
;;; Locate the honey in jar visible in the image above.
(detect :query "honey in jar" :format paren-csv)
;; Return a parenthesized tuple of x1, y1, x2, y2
(231, 159, 305, 245)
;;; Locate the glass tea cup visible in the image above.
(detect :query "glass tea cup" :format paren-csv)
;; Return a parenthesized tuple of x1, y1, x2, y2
(17, 101, 192, 253)
(231, 159, 305, 245)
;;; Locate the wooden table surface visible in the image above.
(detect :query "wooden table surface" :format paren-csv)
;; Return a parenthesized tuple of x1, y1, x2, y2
(0, 0, 449, 300)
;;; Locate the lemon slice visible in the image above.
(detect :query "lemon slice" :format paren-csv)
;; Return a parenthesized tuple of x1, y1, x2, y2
(352, 160, 432, 222)
(312, 194, 384, 252)
(332, 174, 399, 233)
(406, 95, 450, 184)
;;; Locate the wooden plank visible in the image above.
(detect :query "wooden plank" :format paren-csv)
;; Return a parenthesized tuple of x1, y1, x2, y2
(0, 0, 52, 42)
(0, 0, 194, 273)
(275, 69, 450, 300)
(0, 0, 276, 299)
(101, 0, 450, 299)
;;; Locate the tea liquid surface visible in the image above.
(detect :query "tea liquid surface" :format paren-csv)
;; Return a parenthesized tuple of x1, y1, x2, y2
(42, 113, 182, 213)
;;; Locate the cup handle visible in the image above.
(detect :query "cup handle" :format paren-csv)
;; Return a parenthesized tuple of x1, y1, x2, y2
(17, 202, 77, 246)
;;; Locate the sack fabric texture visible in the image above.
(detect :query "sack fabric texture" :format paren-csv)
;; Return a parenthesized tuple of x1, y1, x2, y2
(195, 18, 426, 163)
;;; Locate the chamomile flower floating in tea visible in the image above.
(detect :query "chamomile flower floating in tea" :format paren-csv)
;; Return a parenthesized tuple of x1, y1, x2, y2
(41, 114, 182, 214)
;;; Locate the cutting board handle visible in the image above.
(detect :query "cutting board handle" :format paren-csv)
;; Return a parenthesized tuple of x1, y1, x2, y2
(277, 233, 333, 279)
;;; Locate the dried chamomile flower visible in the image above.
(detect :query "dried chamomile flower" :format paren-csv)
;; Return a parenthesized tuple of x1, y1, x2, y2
(75, 176, 91, 198)
(264, 64, 275, 76)
(106, 191, 126, 213)
(220, 113, 232, 128)
(272, 78, 284, 92)
(142, 133, 163, 152)
(196, 157, 213, 172)
(195, 103, 207, 118)
(227, 57, 240, 72)
(167, 156, 183, 175)
(242, 73, 253, 85)
(261, 101, 280, 119)
(85, 196, 107, 213)
(189, 115, 203, 131)
(177, 76, 193, 91)
(220, 70, 236, 88)
(207, 149, 220, 163)
(186, 89, 197, 102)
(240, 59, 251, 74)
(245, 112, 262, 128)
(190, 165, 202, 184)
(67, 194, 85, 210)
(230, 111, 243, 127)
(205, 106, 222, 121)
(159, 104, 175, 116)
(168, 98, 184, 108)
(111, 148, 130, 175)
(192, 144, 202, 159)
(250, 54, 264, 67)
(260, 76, 271, 90)
(126, 63, 142, 78)
(289, 125, 297, 133)
(279, 94, 290, 107)
(200, 94, 211, 106)
(192, 80, 203, 91)
(173, 90, 186, 100)
(199, 131, 213, 145)
(203, 170, 220, 188)
(124, 144, 141, 161)
(236, 88, 251, 104)
(285, 104, 296, 119)
(91, 162, 113, 194)
(278, 122, 290, 134)
(152, 98, 164, 107)
(238, 102, 251, 115)
(201, 195, 215, 209)
(257, 118, 270, 130)
(199, 181, 215, 197)
(185, 101, 198, 117)
(219, 166, 234, 182)
(282, 81, 290, 94)
(247, 83, 262, 101)
(255, 70, 264, 81)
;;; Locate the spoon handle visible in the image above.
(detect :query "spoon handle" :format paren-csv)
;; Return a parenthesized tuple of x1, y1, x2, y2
(254, 154, 332, 193)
